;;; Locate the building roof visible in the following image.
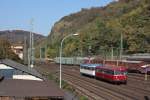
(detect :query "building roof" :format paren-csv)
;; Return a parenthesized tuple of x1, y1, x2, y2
(0, 59, 44, 80)
(0, 79, 64, 98)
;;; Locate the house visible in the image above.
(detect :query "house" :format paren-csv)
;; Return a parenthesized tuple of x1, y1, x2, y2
(0, 59, 43, 81)
(11, 44, 23, 59)
(0, 59, 64, 100)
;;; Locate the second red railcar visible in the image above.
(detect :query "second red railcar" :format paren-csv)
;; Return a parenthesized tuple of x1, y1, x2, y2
(95, 65, 127, 84)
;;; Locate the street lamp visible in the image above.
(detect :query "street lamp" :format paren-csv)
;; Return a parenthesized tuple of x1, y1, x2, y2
(59, 33, 78, 88)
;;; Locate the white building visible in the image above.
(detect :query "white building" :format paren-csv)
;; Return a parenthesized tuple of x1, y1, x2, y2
(11, 44, 24, 59)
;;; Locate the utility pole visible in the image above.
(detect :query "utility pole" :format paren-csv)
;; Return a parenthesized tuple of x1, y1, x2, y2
(40, 46, 45, 62)
(31, 31, 34, 68)
(44, 45, 47, 60)
(40, 46, 41, 62)
(120, 33, 123, 60)
(28, 18, 34, 68)
(30, 19, 34, 68)
(23, 36, 27, 64)
(28, 48, 30, 67)
(111, 47, 114, 60)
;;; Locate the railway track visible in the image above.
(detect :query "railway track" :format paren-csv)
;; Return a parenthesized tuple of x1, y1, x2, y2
(62, 65, 150, 96)
(62, 65, 150, 83)
(61, 69, 150, 100)
(63, 66, 150, 88)
(128, 73, 150, 82)
(64, 75, 108, 100)
(62, 73, 133, 100)
(128, 73, 150, 77)
(35, 62, 150, 100)
(61, 66, 150, 99)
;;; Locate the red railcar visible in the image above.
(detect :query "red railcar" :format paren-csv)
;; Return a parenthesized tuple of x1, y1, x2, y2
(95, 65, 127, 84)
(104, 60, 147, 73)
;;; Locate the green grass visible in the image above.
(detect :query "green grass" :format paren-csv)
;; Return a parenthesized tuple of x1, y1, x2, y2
(79, 96, 88, 100)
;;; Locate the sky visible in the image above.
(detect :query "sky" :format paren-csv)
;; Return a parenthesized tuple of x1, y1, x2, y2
(0, 0, 114, 36)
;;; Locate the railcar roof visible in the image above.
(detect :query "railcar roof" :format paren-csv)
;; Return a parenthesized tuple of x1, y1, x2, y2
(80, 63, 103, 68)
(96, 65, 126, 70)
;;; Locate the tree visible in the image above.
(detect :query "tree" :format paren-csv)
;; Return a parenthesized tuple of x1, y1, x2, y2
(0, 38, 21, 62)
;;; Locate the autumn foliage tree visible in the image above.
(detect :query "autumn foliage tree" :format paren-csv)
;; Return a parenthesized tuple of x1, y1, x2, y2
(46, 0, 150, 58)
(0, 38, 21, 62)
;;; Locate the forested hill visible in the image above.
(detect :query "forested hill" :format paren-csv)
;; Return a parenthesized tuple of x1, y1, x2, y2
(47, 0, 150, 57)
(0, 30, 45, 45)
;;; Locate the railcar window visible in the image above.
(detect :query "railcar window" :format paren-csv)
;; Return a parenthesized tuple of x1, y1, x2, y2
(96, 69, 98, 72)
(96, 69, 103, 72)
(90, 67, 92, 70)
(109, 70, 114, 75)
(103, 69, 114, 75)
(99, 69, 102, 72)
(80, 66, 83, 69)
(81, 66, 95, 70)
(90, 67, 95, 70)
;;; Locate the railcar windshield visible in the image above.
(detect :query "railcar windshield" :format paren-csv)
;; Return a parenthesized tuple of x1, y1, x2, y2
(80, 64, 102, 71)
(80, 66, 95, 70)
(114, 70, 127, 75)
